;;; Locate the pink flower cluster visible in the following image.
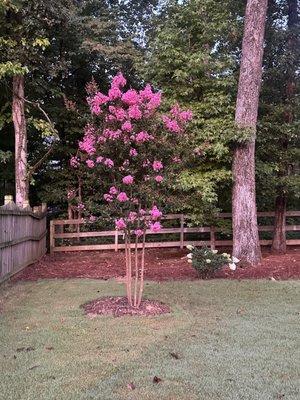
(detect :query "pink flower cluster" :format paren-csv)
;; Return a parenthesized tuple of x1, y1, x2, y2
(163, 104, 193, 134)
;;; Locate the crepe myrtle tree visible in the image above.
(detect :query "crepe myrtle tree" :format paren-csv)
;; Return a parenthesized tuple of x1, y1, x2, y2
(71, 72, 192, 308)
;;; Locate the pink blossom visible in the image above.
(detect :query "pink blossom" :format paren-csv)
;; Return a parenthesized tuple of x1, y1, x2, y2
(180, 110, 193, 122)
(142, 159, 150, 167)
(128, 105, 142, 120)
(104, 194, 113, 202)
(79, 128, 96, 155)
(152, 160, 163, 171)
(117, 192, 129, 202)
(155, 175, 163, 183)
(134, 229, 144, 237)
(89, 92, 109, 114)
(122, 175, 134, 185)
(122, 121, 133, 132)
(89, 215, 97, 222)
(77, 202, 85, 211)
(104, 158, 114, 168)
(135, 131, 153, 143)
(122, 89, 139, 105)
(108, 86, 122, 100)
(163, 116, 181, 133)
(150, 221, 162, 233)
(150, 205, 162, 219)
(129, 148, 138, 157)
(109, 186, 118, 195)
(111, 72, 127, 88)
(86, 159, 95, 168)
(70, 156, 80, 168)
(128, 211, 137, 222)
(96, 156, 104, 163)
(109, 106, 127, 121)
(115, 218, 126, 230)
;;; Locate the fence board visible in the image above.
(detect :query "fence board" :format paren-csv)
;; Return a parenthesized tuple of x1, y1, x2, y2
(50, 211, 300, 253)
(0, 199, 47, 282)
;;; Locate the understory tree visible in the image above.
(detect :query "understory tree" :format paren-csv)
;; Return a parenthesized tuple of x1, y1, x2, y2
(74, 72, 192, 307)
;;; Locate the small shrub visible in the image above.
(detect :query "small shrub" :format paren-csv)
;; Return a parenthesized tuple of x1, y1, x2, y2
(186, 245, 238, 278)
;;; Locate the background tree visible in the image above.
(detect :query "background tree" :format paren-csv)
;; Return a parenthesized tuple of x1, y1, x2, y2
(256, 0, 299, 253)
(141, 0, 246, 224)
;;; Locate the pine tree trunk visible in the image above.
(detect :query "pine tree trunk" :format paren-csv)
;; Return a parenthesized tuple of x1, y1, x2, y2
(12, 75, 28, 206)
(232, 0, 268, 265)
(271, 195, 287, 254)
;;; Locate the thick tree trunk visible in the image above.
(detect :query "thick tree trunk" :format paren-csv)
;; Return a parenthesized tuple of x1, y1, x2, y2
(232, 0, 268, 265)
(271, 195, 287, 254)
(12, 75, 28, 206)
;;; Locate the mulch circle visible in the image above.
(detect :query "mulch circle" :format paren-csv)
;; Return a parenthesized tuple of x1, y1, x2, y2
(81, 296, 171, 317)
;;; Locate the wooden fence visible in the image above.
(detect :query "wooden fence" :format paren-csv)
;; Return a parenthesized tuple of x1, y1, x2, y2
(50, 211, 300, 254)
(0, 196, 47, 282)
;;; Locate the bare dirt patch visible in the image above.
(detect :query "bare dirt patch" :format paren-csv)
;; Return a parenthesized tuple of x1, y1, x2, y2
(82, 296, 170, 317)
(13, 247, 300, 282)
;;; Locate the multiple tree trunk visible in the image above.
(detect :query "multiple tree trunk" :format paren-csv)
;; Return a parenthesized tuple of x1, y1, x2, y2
(232, 0, 268, 265)
(12, 75, 28, 207)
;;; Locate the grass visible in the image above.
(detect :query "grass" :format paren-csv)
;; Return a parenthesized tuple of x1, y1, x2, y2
(0, 279, 299, 400)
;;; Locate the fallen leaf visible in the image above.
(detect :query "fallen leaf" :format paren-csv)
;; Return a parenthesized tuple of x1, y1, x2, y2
(169, 352, 180, 359)
(153, 376, 162, 384)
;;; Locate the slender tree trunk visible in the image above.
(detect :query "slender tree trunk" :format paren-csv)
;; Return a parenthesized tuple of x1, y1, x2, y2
(232, 0, 268, 265)
(271, 0, 299, 253)
(13, 75, 28, 206)
(271, 195, 287, 254)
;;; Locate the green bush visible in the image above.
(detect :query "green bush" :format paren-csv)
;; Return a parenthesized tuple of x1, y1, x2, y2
(186, 246, 238, 278)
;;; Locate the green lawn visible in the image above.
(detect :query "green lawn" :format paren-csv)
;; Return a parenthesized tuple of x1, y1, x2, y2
(0, 279, 299, 400)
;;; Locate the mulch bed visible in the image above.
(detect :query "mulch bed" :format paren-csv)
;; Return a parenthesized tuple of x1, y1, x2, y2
(82, 296, 170, 317)
(12, 247, 300, 282)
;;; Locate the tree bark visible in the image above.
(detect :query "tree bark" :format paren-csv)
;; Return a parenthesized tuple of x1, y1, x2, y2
(232, 0, 268, 265)
(12, 75, 28, 206)
(271, 195, 287, 254)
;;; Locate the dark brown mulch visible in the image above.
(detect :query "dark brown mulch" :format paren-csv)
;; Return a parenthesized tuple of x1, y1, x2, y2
(81, 296, 170, 317)
(13, 247, 300, 282)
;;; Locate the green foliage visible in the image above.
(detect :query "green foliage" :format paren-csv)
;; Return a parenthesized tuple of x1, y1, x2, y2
(187, 245, 235, 278)
(141, 0, 243, 220)
(256, 0, 300, 210)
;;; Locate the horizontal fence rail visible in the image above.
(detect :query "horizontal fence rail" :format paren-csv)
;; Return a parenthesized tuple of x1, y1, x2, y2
(50, 211, 300, 254)
(0, 197, 47, 282)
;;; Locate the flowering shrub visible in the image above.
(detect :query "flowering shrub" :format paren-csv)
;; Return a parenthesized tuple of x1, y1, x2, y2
(186, 245, 239, 278)
(72, 72, 192, 307)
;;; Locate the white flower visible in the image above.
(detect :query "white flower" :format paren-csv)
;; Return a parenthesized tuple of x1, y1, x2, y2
(187, 253, 193, 259)
(229, 263, 237, 271)
(187, 259, 193, 264)
(211, 249, 218, 254)
(222, 252, 228, 257)
(232, 256, 240, 263)
(206, 259, 211, 264)
(186, 244, 194, 251)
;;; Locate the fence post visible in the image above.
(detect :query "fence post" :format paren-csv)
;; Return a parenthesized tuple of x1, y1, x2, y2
(210, 226, 216, 250)
(50, 220, 55, 255)
(180, 214, 184, 249)
(114, 229, 119, 252)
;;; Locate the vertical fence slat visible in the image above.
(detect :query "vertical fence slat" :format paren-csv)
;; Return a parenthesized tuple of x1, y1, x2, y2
(0, 198, 47, 282)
